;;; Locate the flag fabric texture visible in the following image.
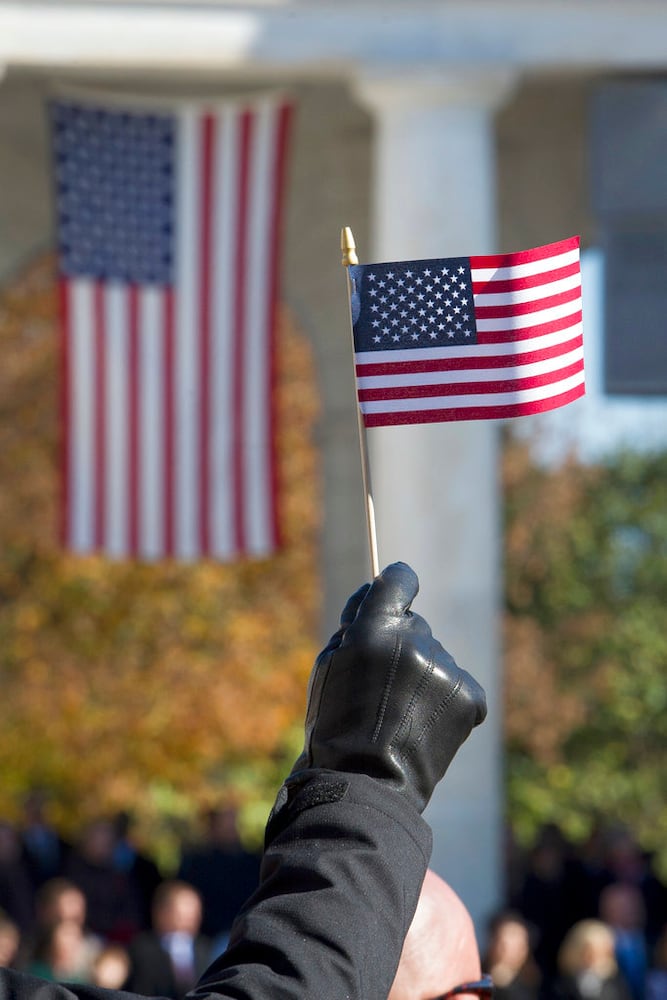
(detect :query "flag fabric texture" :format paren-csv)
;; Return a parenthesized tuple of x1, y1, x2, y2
(51, 93, 291, 560)
(349, 236, 584, 427)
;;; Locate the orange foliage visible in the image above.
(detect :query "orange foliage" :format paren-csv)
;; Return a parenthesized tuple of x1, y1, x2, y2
(502, 435, 610, 764)
(502, 437, 589, 762)
(0, 257, 322, 845)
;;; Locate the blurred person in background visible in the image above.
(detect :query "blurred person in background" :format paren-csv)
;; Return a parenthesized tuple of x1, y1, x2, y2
(20, 790, 70, 889)
(512, 824, 580, 984)
(65, 819, 142, 943)
(551, 919, 632, 1000)
(646, 925, 667, 1000)
(35, 879, 89, 931)
(27, 878, 101, 978)
(90, 944, 130, 991)
(110, 812, 162, 933)
(126, 881, 210, 999)
(26, 919, 92, 984)
(567, 822, 610, 923)
(484, 911, 542, 1000)
(599, 883, 648, 1000)
(600, 830, 667, 954)
(0, 911, 20, 970)
(177, 805, 260, 943)
(0, 820, 34, 937)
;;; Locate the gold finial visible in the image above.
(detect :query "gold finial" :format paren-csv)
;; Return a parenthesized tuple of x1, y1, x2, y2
(341, 226, 359, 267)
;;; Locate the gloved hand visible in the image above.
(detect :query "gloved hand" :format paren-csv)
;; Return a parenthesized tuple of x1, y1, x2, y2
(289, 561, 487, 814)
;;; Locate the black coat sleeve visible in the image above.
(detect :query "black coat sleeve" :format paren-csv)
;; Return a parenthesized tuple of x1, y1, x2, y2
(193, 771, 432, 1000)
(0, 771, 431, 1000)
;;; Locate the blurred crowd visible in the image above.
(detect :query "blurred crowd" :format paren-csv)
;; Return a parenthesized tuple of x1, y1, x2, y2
(0, 791, 260, 996)
(489, 822, 667, 1000)
(0, 792, 665, 1000)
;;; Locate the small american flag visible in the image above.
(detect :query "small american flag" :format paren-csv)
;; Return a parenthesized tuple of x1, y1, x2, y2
(51, 93, 292, 560)
(349, 236, 584, 426)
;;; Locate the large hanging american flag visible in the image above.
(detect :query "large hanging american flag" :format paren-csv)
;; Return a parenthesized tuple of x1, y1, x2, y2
(51, 93, 292, 560)
(349, 236, 584, 426)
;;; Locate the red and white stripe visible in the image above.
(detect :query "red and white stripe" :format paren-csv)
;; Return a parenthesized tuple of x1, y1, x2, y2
(355, 236, 585, 426)
(60, 96, 291, 559)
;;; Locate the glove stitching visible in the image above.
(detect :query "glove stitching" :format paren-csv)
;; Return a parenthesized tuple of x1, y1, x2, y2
(411, 676, 464, 752)
(391, 652, 435, 750)
(371, 632, 402, 743)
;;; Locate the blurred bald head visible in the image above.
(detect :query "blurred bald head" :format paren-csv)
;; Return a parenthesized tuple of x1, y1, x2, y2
(389, 869, 482, 1000)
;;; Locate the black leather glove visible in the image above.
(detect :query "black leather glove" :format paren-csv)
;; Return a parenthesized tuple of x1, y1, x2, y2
(289, 561, 487, 814)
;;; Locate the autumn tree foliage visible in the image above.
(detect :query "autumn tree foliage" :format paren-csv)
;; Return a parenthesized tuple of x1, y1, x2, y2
(0, 257, 322, 853)
(503, 432, 667, 873)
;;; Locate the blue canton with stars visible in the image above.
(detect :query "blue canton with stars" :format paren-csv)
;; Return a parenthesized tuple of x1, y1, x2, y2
(51, 101, 175, 285)
(349, 258, 478, 352)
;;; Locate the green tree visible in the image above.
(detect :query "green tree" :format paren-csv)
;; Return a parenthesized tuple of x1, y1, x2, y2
(503, 434, 667, 873)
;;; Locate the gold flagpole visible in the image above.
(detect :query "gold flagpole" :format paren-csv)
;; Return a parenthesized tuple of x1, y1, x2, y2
(341, 226, 380, 578)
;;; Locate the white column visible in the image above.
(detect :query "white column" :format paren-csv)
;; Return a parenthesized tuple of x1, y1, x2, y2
(354, 69, 517, 936)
